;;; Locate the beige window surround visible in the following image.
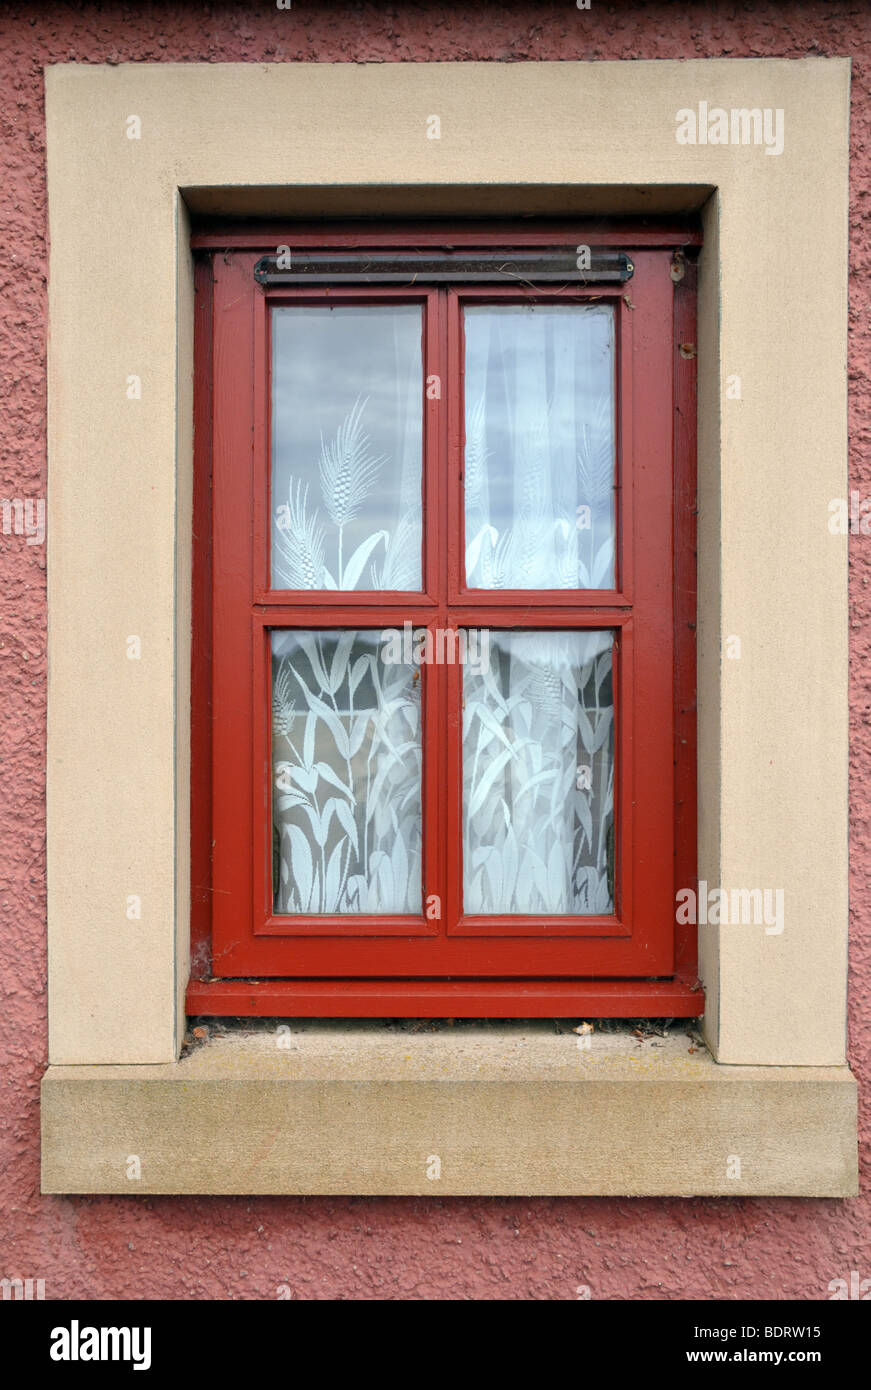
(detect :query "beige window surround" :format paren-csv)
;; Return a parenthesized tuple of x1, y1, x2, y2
(42, 59, 857, 1195)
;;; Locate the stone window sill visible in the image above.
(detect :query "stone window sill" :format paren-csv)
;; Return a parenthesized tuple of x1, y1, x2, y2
(41, 1023, 857, 1196)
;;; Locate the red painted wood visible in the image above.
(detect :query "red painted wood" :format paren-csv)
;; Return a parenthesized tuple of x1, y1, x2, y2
(188, 229, 700, 1015)
(673, 255, 699, 980)
(210, 255, 256, 969)
(189, 256, 214, 982)
(190, 220, 704, 251)
(620, 250, 678, 978)
(186, 976, 705, 1018)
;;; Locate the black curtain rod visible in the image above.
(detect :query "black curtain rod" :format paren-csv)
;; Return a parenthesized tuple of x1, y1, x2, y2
(254, 249, 634, 285)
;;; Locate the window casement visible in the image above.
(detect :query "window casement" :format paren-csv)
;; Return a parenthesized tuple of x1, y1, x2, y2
(188, 223, 701, 1019)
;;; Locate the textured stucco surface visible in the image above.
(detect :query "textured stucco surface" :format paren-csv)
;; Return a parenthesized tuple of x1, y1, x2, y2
(1, 0, 869, 1298)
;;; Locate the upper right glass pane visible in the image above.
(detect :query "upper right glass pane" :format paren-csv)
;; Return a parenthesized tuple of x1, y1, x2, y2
(463, 304, 616, 590)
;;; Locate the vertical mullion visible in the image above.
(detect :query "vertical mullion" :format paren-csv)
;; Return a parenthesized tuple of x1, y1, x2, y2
(425, 286, 451, 933)
(446, 289, 463, 604)
(424, 287, 442, 604)
(417, 289, 444, 928)
(443, 288, 464, 934)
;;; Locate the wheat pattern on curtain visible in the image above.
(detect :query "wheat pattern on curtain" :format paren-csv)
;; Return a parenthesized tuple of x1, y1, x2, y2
(464, 304, 616, 591)
(271, 631, 422, 914)
(463, 630, 615, 915)
(271, 304, 424, 592)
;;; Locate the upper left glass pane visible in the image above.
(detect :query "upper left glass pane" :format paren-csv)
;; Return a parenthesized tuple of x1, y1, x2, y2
(271, 305, 424, 591)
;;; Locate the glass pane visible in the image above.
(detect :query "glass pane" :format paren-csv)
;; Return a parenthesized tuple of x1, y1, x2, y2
(271, 631, 422, 913)
(463, 305, 616, 590)
(271, 306, 423, 590)
(463, 630, 615, 914)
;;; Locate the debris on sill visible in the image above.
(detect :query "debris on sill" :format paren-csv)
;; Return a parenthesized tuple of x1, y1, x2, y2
(180, 1019, 235, 1056)
(178, 1015, 709, 1057)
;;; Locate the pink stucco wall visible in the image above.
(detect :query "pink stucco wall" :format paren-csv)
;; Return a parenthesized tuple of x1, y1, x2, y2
(0, 0, 868, 1300)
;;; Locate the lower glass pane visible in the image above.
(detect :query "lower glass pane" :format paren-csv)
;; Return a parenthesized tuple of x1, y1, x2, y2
(463, 630, 615, 915)
(271, 631, 422, 914)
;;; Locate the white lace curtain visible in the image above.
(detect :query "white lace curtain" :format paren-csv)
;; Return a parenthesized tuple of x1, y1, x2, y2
(271, 304, 424, 592)
(464, 304, 616, 590)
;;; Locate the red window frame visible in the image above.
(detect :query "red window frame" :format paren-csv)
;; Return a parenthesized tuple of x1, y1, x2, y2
(187, 222, 702, 1019)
